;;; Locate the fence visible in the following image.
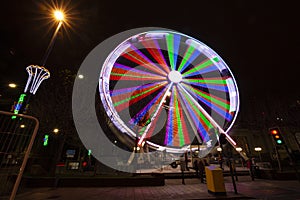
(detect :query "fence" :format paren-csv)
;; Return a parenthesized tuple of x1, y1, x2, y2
(0, 111, 39, 200)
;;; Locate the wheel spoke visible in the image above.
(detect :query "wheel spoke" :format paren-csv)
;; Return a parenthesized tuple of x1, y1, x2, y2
(112, 81, 167, 112)
(178, 84, 236, 145)
(182, 57, 219, 78)
(177, 45, 201, 73)
(111, 63, 167, 81)
(138, 83, 173, 145)
(122, 45, 167, 76)
(166, 34, 180, 71)
(141, 39, 170, 73)
(181, 82, 233, 121)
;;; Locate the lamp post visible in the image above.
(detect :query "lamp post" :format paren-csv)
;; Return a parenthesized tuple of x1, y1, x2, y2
(12, 9, 66, 118)
(217, 146, 223, 169)
(41, 10, 65, 66)
(254, 147, 262, 161)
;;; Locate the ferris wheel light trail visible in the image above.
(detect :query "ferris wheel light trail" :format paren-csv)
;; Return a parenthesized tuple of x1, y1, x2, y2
(141, 40, 170, 73)
(176, 89, 202, 144)
(112, 81, 167, 112)
(99, 30, 240, 154)
(124, 46, 167, 76)
(138, 83, 173, 146)
(182, 57, 219, 78)
(178, 84, 236, 146)
(181, 83, 232, 121)
(177, 44, 200, 73)
(166, 34, 180, 71)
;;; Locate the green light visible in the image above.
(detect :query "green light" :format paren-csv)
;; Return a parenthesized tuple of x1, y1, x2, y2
(183, 58, 217, 77)
(88, 149, 91, 156)
(113, 83, 164, 107)
(276, 140, 282, 144)
(166, 34, 175, 70)
(11, 93, 27, 119)
(174, 88, 184, 146)
(177, 45, 195, 72)
(43, 134, 49, 146)
(182, 83, 230, 110)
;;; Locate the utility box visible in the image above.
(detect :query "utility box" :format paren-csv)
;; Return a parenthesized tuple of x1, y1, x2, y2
(205, 165, 226, 195)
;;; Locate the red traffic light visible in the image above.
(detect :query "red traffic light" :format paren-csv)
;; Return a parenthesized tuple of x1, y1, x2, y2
(82, 161, 87, 167)
(269, 127, 284, 145)
(271, 130, 278, 135)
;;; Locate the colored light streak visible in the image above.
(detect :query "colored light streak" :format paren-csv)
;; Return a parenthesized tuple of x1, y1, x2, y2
(112, 82, 167, 112)
(111, 63, 166, 81)
(129, 86, 168, 125)
(12, 93, 26, 119)
(141, 40, 170, 73)
(123, 46, 167, 76)
(181, 83, 232, 121)
(182, 57, 219, 78)
(178, 84, 236, 146)
(177, 45, 201, 73)
(100, 30, 239, 151)
(138, 83, 173, 146)
(166, 34, 180, 70)
(178, 88, 212, 142)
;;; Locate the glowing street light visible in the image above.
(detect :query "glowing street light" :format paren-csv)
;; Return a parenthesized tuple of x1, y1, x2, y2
(255, 147, 262, 161)
(19, 7, 68, 116)
(9, 83, 17, 88)
(78, 74, 84, 79)
(217, 147, 222, 152)
(53, 128, 59, 134)
(235, 147, 242, 152)
(20, 124, 26, 128)
(54, 10, 65, 21)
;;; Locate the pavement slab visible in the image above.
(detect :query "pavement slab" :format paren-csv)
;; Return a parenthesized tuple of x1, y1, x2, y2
(3, 176, 299, 200)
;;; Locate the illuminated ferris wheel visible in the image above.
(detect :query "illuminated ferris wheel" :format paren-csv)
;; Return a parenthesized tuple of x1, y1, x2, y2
(99, 30, 239, 153)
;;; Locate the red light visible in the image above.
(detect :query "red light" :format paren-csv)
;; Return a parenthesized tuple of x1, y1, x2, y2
(82, 161, 87, 167)
(56, 163, 65, 167)
(271, 130, 278, 135)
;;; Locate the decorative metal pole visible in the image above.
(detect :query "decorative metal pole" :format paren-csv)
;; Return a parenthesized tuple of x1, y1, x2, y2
(11, 10, 65, 118)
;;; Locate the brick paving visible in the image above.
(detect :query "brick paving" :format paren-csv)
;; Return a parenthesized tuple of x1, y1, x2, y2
(7, 176, 300, 200)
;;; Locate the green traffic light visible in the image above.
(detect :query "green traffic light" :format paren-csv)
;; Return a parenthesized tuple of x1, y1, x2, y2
(276, 139, 282, 144)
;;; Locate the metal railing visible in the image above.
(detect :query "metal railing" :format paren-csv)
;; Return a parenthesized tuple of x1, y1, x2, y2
(0, 111, 39, 200)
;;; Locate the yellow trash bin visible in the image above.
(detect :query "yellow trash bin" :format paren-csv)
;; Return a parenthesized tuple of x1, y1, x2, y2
(205, 165, 226, 195)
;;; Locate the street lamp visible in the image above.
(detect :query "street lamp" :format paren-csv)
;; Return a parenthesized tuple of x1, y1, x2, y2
(41, 9, 66, 66)
(254, 147, 262, 161)
(14, 8, 67, 117)
(8, 83, 17, 88)
(235, 147, 242, 152)
(78, 74, 84, 79)
(54, 10, 64, 21)
(53, 128, 59, 134)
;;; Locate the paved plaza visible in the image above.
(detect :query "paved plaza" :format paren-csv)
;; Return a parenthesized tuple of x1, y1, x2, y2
(12, 176, 300, 200)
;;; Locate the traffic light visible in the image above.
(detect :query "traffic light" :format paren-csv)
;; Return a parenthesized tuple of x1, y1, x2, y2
(269, 127, 284, 145)
(43, 134, 49, 146)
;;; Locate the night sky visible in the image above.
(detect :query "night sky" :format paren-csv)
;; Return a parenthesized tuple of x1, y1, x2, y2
(1, 0, 299, 115)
